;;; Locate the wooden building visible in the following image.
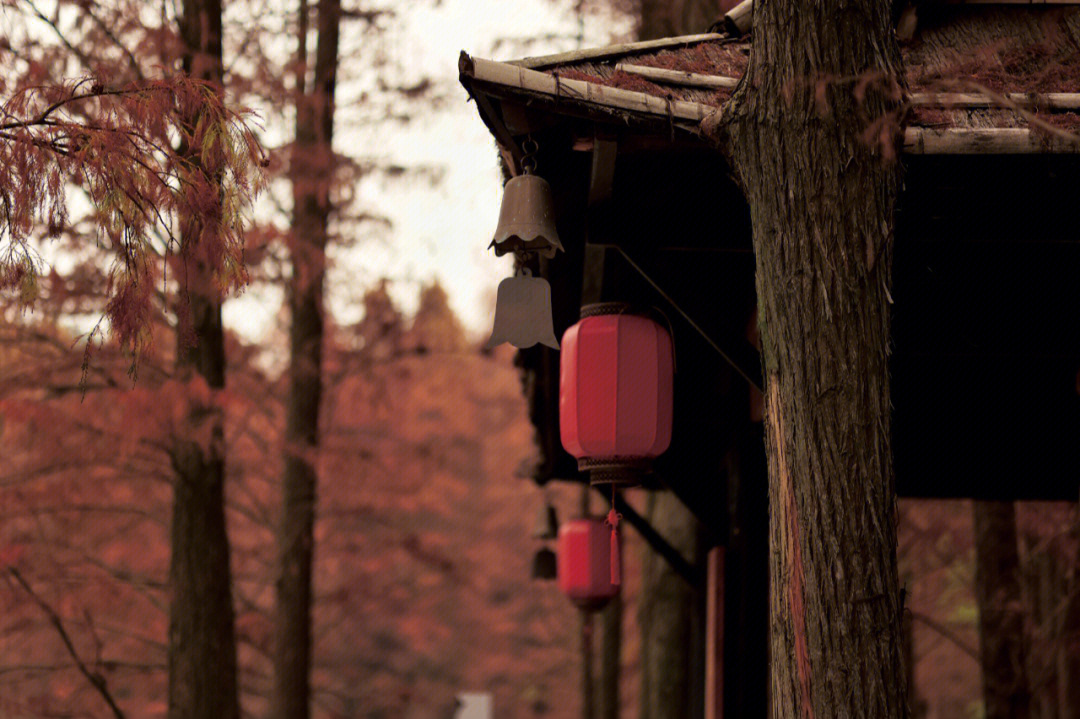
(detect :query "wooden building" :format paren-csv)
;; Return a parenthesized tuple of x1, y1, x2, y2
(459, 3, 1080, 716)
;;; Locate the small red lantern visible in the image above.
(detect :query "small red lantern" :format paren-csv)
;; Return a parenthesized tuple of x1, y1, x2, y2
(557, 517, 620, 610)
(560, 304, 674, 483)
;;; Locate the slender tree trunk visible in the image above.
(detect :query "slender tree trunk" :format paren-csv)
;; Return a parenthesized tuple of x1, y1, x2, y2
(718, 1, 907, 716)
(638, 490, 703, 719)
(168, 1, 239, 718)
(1063, 556, 1080, 719)
(973, 501, 1030, 719)
(598, 569, 622, 719)
(272, 1, 340, 717)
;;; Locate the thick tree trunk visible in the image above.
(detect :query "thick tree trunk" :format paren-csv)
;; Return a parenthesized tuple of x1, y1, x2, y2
(272, 1, 340, 718)
(973, 501, 1030, 719)
(168, 1, 240, 718)
(719, 1, 907, 716)
(639, 490, 703, 719)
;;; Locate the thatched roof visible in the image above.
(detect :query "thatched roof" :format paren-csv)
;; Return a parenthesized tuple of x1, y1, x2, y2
(460, 6, 1080, 154)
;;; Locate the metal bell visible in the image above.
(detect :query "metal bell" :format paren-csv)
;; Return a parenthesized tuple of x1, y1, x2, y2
(530, 547, 557, 580)
(532, 503, 559, 540)
(484, 267, 559, 350)
(489, 173, 563, 259)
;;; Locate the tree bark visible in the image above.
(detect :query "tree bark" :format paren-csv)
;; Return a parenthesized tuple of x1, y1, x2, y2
(638, 490, 703, 719)
(1062, 555, 1080, 719)
(168, 1, 240, 718)
(719, 0, 907, 716)
(637, 0, 725, 40)
(598, 567, 622, 719)
(973, 501, 1030, 719)
(272, 1, 341, 718)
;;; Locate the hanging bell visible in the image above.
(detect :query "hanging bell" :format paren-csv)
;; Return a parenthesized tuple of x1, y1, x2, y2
(484, 267, 559, 350)
(532, 502, 559, 540)
(531, 547, 557, 580)
(489, 173, 563, 260)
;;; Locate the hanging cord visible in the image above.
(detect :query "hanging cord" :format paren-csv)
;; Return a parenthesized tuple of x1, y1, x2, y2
(605, 485, 622, 586)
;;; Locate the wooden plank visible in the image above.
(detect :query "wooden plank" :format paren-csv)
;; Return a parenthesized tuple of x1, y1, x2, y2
(509, 34, 727, 71)
(615, 63, 740, 90)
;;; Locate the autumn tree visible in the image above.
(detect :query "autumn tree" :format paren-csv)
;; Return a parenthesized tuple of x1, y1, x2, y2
(973, 501, 1030, 719)
(708, 0, 908, 715)
(272, 0, 342, 716)
(0, 2, 264, 717)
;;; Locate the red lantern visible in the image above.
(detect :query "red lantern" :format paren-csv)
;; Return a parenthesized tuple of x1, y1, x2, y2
(559, 304, 674, 482)
(557, 517, 620, 610)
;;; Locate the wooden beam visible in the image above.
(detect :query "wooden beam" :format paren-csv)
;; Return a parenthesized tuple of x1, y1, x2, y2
(615, 63, 739, 90)
(510, 34, 727, 71)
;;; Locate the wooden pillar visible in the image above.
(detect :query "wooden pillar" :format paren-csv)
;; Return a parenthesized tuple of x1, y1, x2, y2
(705, 547, 725, 719)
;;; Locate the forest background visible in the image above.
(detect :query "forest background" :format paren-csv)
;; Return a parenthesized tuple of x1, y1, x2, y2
(0, 0, 1077, 718)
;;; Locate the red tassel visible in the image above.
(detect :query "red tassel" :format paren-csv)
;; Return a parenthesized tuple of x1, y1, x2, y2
(606, 508, 621, 586)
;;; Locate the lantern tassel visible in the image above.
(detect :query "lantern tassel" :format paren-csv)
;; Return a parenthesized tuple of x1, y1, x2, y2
(606, 507, 621, 586)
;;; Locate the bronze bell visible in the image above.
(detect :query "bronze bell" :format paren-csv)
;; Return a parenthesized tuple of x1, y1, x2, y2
(530, 547, 557, 580)
(490, 173, 563, 259)
(484, 267, 559, 350)
(532, 503, 559, 540)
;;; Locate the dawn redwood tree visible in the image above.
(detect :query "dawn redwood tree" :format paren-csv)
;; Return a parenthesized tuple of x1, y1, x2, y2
(168, 1, 245, 717)
(272, 0, 341, 716)
(973, 501, 1030, 719)
(708, 0, 908, 715)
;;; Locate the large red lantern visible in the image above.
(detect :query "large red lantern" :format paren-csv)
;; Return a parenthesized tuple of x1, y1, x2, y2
(559, 304, 674, 483)
(557, 517, 620, 610)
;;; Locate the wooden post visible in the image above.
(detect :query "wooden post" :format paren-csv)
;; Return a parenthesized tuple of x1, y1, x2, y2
(705, 547, 726, 719)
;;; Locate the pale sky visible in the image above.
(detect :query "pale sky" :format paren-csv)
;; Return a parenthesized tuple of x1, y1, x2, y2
(223, 0, 632, 343)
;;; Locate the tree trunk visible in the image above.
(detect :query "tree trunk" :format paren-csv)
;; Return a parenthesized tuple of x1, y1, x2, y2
(639, 490, 703, 719)
(719, 1, 907, 716)
(168, 1, 240, 718)
(598, 570, 622, 719)
(637, 0, 724, 40)
(973, 501, 1030, 719)
(272, 1, 340, 718)
(1062, 561, 1080, 719)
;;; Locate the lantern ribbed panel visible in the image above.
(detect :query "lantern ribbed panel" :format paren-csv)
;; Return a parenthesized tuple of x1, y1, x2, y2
(559, 313, 673, 462)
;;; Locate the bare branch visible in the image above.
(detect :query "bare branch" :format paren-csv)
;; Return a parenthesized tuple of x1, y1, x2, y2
(6, 568, 129, 719)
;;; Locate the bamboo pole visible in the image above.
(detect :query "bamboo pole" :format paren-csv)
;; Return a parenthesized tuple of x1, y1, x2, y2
(614, 63, 739, 90)
(903, 127, 1080, 154)
(462, 53, 1080, 154)
(462, 53, 712, 123)
(724, 0, 753, 36)
(511, 34, 726, 71)
(910, 92, 1080, 111)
